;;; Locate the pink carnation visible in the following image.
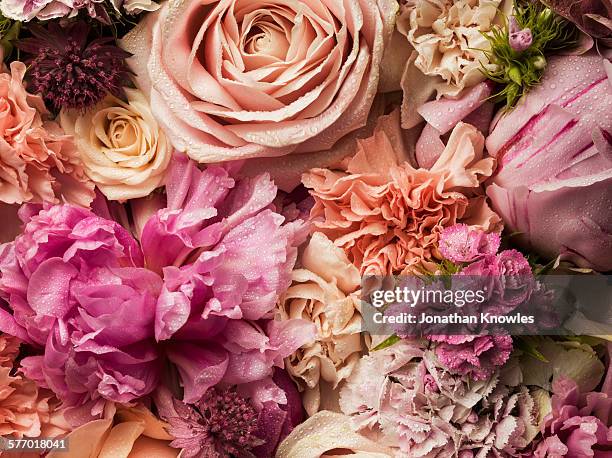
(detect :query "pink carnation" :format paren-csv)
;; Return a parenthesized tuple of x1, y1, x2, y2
(462, 249, 535, 314)
(429, 335, 513, 380)
(438, 223, 501, 263)
(534, 377, 612, 457)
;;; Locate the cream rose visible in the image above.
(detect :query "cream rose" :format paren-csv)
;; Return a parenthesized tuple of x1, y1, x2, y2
(278, 232, 365, 416)
(61, 88, 171, 201)
(121, 0, 398, 163)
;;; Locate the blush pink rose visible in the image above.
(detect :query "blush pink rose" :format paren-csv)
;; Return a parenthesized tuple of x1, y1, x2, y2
(121, 0, 398, 163)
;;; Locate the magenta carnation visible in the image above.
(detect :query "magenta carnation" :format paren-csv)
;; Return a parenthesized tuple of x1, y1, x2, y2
(438, 223, 501, 263)
(0, 153, 315, 427)
(534, 377, 612, 457)
(462, 249, 535, 314)
(429, 335, 513, 380)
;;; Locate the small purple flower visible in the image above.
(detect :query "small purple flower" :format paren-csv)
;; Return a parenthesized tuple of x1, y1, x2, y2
(509, 16, 533, 52)
(438, 223, 501, 263)
(18, 21, 131, 111)
(164, 387, 263, 458)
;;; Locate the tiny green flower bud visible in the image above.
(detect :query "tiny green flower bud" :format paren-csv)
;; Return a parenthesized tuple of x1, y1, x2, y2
(506, 83, 520, 105)
(508, 66, 523, 85)
(538, 7, 553, 24)
(532, 55, 547, 70)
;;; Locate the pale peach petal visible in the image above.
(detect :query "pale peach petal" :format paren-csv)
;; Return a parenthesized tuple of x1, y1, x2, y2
(276, 411, 394, 457)
(278, 232, 364, 416)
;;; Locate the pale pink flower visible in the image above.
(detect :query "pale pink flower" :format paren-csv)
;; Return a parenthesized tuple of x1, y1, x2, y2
(120, 0, 398, 163)
(486, 53, 612, 271)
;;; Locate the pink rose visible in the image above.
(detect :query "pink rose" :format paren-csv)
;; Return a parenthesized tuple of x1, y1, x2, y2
(121, 0, 398, 163)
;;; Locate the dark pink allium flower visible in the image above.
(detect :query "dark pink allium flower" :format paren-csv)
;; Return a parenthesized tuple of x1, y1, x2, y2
(18, 21, 131, 112)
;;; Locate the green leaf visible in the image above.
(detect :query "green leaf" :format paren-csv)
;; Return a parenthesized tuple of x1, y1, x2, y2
(371, 334, 401, 351)
(516, 337, 549, 362)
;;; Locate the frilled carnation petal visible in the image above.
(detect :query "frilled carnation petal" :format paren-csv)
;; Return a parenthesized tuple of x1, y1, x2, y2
(0, 62, 94, 207)
(303, 110, 498, 275)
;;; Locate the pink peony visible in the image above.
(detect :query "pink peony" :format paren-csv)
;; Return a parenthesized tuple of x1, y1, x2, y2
(486, 52, 612, 271)
(140, 153, 314, 403)
(438, 223, 501, 263)
(120, 0, 398, 163)
(0, 153, 315, 426)
(428, 335, 513, 380)
(0, 204, 161, 419)
(302, 110, 499, 276)
(0, 61, 94, 207)
(533, 376, 612, 457)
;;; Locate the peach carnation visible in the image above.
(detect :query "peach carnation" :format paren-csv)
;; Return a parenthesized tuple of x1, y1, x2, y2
(278, 232, 365, 416)
(0, 334, 55, 439)
(0, 62, 94, 207)
(302, 110, 499, 276)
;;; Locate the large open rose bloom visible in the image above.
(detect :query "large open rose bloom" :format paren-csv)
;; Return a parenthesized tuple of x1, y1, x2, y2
(303, 110, 499, 275)
(0, 61, 94, 207)
(121, 0, 398, 162)
(0, 153, 314, 424)
(486, 52, 612, 271)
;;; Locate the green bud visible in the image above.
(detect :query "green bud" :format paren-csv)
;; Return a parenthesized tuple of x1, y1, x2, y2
(506, 83, 520, 106)
(508, 66, 523, 85)
(532, 55, 547, 70)
(538, 7, 553, 25)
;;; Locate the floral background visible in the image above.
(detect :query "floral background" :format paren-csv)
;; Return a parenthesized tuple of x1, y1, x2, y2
(0, 0, 609, 456)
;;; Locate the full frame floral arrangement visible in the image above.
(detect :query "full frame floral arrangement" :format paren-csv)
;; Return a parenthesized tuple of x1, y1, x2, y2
(0, 0, 609, 456)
